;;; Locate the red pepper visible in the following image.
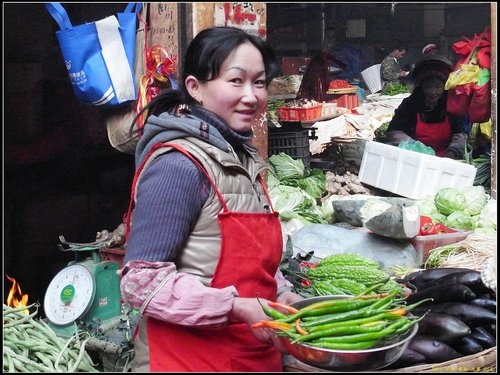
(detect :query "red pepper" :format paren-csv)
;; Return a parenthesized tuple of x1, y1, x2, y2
(300, 279, 312, 288)
(419, 216, 437, 235)
(434, 223, 457, 234)
(419, 222, 436, 235)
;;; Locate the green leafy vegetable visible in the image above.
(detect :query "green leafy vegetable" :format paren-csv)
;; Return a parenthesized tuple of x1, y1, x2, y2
(434, 187, 467, 216)
(445, 211, 474, 230)
(269, 153, 305, 180)
(268, 153, 330, 224)
(462, 185, 487, 216)
(381, 82, 409, 96)
(474, 198, 496, 232)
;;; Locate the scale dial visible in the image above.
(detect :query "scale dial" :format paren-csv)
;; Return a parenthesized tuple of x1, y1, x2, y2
(44, 264, 96, 326)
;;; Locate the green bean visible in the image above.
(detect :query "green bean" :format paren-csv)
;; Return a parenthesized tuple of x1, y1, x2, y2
(34, 351, 56, 371)
(5, 351, 15, 372)
(3, 309, 39, 328)
(68, 335, 92, 372)
(3, 302, 40, 316)
(3, 346, 53, 372)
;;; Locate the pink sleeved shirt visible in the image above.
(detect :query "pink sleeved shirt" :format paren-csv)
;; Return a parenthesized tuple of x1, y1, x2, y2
(120, 260, 293, 326)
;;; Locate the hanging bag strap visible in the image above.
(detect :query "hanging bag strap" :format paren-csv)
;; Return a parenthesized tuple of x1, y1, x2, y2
(45, 2, 142, 31)
(125, 2, 142, 14)
(44, 2, 73, 30)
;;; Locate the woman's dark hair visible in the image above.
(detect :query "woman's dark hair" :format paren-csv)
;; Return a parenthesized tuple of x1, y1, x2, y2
(137, 27, 279, 120)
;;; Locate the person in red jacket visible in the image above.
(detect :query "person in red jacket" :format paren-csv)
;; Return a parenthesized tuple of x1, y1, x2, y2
(385, 55, 467, 159)
(296, 28, 348, 102)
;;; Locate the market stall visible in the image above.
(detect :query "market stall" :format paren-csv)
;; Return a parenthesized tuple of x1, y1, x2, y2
(263, 70, 496, 372)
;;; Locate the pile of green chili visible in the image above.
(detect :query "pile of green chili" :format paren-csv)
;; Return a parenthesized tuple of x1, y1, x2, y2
(253, 293, 427, 350)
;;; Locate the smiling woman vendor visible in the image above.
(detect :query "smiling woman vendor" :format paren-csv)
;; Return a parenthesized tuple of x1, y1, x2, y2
(385, 55, 467, 159)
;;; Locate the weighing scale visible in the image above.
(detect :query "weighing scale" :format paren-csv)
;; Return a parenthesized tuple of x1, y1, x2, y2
(44, 236, 122, 337)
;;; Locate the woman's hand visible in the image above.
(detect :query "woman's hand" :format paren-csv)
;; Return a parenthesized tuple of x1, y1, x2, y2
(277, 290, 304, 306)
(230, 297, 290, 352)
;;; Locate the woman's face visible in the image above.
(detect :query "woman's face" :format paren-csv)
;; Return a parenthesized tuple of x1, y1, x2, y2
(187, 43, 268, 132)
(422, 76, 445, 105)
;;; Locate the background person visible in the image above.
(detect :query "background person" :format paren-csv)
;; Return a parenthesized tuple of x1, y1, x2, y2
(296, 27, 348, 102)
(119, 26, 303, 372)
(380, 44, 409, 87)
(385, 54, 467, 159)
(422, 43, 439, 55)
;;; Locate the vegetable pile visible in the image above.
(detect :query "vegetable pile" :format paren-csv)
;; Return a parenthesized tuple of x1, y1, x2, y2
(305, 253, 405, 297)
(281, 252, 407, 299)
(425, 232, 496, 270)
(268, 153, 332, 224)
(388, 267, 496, 367)
(380, 82, 410, 96)
(328, 79, 356, 90)
(253, 293, 424, 351)
(3, 303, 99, 372)
(418, 186, 494, 233)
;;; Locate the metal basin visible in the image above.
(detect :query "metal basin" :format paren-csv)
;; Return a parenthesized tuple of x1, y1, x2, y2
(281, 296, 418, 371)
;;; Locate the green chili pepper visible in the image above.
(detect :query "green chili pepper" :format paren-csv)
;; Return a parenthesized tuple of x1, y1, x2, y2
(306, 307, 407, 333)
(301, 299, 393, 328)
(291, 321, 389, 343)
(278, 298, 379, 323)
(304, 340, 379, 350)
(257, 298, 287, 320)
(308, 318, 409, 344)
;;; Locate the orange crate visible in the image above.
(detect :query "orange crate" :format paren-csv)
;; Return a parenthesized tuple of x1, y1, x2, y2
(278, 105, 322, 122)
(327, 92, 359, 110)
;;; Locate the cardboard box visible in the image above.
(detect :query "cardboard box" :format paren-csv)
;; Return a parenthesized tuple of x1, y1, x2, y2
(358, 141, 477, 200)
(410, 231, 470, 263)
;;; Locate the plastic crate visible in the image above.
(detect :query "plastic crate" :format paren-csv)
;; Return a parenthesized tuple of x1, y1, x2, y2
(322, 103, 337, 118)
(358, 141, 477, 200)
(410, 231, 470, 263)
(327, 92, 359, 110)
(278, 105, 322, 122)
(268, 127, 311, 167)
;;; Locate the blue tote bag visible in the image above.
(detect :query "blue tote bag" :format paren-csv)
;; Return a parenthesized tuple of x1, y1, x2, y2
(45, 3, 143, 106)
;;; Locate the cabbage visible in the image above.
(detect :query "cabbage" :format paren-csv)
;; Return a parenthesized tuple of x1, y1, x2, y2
(294, 169, 326, 198)
(434, 187, 467, 215)
(462, 185, 488, 216)
(417, 197, 447, 223)
(269, 153, 305, 180)
(446, 211, 474, 230)
(475, 198, 497, 232)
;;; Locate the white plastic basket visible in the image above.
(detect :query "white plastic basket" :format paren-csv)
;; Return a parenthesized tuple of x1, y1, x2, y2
(361, 64, 382, 93)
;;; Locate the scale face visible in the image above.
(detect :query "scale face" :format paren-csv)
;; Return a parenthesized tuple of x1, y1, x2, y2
(44, 264, 96, 326)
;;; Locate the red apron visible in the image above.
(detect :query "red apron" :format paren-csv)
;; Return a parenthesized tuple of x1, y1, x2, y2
(134, 143, 283, 372)
(414, 112, 452, 156)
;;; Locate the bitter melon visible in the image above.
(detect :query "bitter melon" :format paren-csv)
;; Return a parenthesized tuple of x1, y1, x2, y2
(317, 253, 380, 268)
(307, 265, 390, 285)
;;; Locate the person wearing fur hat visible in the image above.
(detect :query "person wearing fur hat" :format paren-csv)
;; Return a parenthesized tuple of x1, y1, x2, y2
(385, 55, 468, 159)
(422, 43, 438, 55)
